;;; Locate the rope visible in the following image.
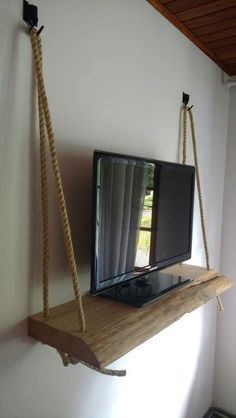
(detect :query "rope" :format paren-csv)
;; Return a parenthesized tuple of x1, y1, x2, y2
(182, 107, 187, 165)
(187, 107, 210, 270)
(30, 29, 86, 331)
(57, 350, 126, 377)
(37, 39, 50, 318)
(182, 106, 224, 312)
(30, 29, 127, 376)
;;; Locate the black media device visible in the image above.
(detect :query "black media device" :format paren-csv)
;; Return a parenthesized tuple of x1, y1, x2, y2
(90, 151, 195, 307)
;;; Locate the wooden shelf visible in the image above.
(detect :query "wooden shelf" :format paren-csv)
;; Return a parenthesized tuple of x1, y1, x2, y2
(28, 265, 232, 369)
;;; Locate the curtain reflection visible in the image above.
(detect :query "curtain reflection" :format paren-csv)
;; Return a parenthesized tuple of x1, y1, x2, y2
(96, 158, 149, 282)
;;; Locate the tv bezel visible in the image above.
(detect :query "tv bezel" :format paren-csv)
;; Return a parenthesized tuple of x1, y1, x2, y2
(90, 150, 195, 295)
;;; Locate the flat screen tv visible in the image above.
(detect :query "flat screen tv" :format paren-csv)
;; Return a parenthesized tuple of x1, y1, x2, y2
(90, 151, 195, 306)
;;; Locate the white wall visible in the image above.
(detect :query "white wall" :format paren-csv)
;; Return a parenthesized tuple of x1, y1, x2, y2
(0, 1, 229, 418)
(214, 88, 236, 413)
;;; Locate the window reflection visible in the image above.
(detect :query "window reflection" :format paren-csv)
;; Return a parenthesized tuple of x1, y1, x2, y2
(135, 164, 156, 268)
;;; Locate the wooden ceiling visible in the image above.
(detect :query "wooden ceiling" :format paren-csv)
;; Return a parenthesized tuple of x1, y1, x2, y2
(147, 0, 236, 75)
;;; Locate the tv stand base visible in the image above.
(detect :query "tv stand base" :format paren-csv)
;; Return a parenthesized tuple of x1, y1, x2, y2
(100, 270, 191, 307)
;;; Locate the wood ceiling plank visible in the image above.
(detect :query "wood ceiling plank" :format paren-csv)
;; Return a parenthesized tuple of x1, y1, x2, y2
(185, 7, 236, 29)
(165, 0, 210, 14)
(206, 36, 236, 49)
(200, 27, 236, 43)
(223, 56, 236, 64)
(192, 17, 236, 37)
(147, 0, 230, 74)
(226, 63, 236, 74)
(176, 1, 236, 23)
(213, 44, 236, 60)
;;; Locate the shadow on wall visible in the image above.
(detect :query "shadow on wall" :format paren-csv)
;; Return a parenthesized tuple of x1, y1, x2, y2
(0, 319, 32, 374)
(57, 144, 93, 272)
(28, 136, 94, 303)
(183, 302, 216, 418)
(102, 306, 205, 418)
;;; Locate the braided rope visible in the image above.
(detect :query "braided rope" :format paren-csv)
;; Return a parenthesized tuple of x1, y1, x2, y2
(36, 37, 50, 318)
(39, 92, 50, 317)
(182, 107, 187, 165)
(182, 106, 224, 311)
(187, 108, 210, 270)
(30, 29, 127, 375)
(30, 29, 86, 330)
(57, 350, 126, 377)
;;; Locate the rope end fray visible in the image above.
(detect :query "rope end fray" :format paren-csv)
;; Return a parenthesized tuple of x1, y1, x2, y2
(217, 295, 224, 312)
(57, 351, 126, 377)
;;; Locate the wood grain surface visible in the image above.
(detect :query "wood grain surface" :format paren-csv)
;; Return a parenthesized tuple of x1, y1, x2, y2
(28, 264, 233, 369)
(147, 0, 236, 75)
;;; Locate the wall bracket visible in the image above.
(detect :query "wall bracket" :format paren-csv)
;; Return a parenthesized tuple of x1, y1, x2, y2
(23, 0, 38, 28)
(182, 92, 190, 107)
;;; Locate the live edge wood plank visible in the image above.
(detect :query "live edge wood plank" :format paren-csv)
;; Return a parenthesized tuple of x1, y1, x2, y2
(28, 265, 233, 369)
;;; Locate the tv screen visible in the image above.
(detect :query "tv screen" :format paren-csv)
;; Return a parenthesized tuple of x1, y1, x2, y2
(91, 151, 195, 300)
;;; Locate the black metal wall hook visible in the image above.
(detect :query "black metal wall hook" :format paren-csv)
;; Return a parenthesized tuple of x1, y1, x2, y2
(23, 1, 45, 35)
(182, 92, 190, 107)
(23, 0, 38, 28)
(37, 25, 44, 36)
